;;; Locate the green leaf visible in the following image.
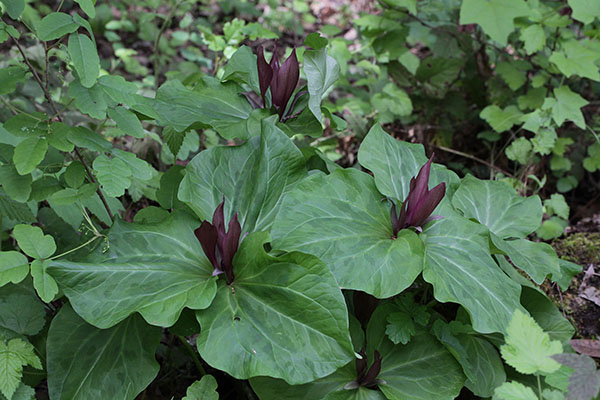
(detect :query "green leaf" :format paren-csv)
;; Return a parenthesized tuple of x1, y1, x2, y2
(162, 127, 185, 157)
(0, 252, 28, 287)
(551, 86, 588, 129)
(12, 224, 56, 260)
(493, 381, 537, 400)
(271, 169, 424, 298)
(536, 217, 567, 240)
(0, 165, 31, 202)
(152, 78, 253, 139)
(459, 0, 529, 45)
(521, 287, 574, 344)
(68, 80, 107, 120)
(92, 155, 132, 197)
(325, 388, 388, 400)
(0, 339, 41, 400)
(0, 290, 45, 336)
(156, 165, 184, 210)
(492, 236, 560, 284)
(381, 0, 417, 14)
(107, 106, 145, 138)
(47, 305, 160, 400)
(452, 175, 542, 239)
(520, 24, 546, 55)
(506, 137, 532, 164)
(112, 149, 153, 181)
(73, 0, 95, 18)
(0, 67, 26, 95)
(67, 126, 112, 153)
(179, 119, 306, 233)
(48, 123, 75, 152)
(496, 61, 528, 90)
(304, 32, 329, 49)
(222, 45, 259, 94)
(385, 312, 415, 345)
(552, 353, 600, 400)
(0, 190, 35, 223)
(67, 33, 99, 88)
(196, 231, 354, 384)
(182, 375, 219, 400)
(0, 0, 24, 19)
(480, 105, 523, 133)
(549, 40, 600, 82)
(501, 309, 562, 375)
(568, 0, 600, 23)
(0, 383, 35, 400)
(64, 161, 86, 189)
(304, 47, 340, 122)
(531, 129, 557, 156)
(371, 83, 413, 120)
(30, 260, 58, 303)
(12, 137, 48, 175)
(36, 12, 78, 41)
(433, 321, 505, 398)
(423, 217, 524, 334)
(48, 213, 217, 328)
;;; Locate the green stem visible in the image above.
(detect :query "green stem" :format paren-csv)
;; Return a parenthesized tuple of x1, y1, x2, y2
(537, 374, 543, 400)
(48, 234, 102, 260)
(176, 335, 206, 376)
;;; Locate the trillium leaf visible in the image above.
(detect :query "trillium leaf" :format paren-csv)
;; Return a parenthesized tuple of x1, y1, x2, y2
(47, 305, 160, 400)
(521, 287, 574, 344)
(178, 118, 306, 234)
(196, 231, 354, 384)
(423, 217, 525, 334)
(304, 47, 340, 123)
(452, 175, 542, 239)
(47, 212, 217, 328)
(325, 388, 389, 400)
(271, 168, 424, 298)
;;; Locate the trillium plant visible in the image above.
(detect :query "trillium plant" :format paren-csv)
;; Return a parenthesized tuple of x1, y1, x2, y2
(0, 18, 583, 400)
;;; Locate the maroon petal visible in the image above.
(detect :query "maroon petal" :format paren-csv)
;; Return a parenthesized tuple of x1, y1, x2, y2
(411, 155, 435, 205)
(256, 46, 273, 108)
(271, 49, 299, 116)
(195, 221, 219, 271)
(410, 182, 446, 228)
(363, 350, 382, 385)
(391, 203, 401, 235)
(213, 199, 226, 253)
(222, 213, 242, 284)
(355, 348, 368, 381)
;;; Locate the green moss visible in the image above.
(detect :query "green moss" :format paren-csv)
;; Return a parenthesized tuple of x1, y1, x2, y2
(553, 233, 600, 265)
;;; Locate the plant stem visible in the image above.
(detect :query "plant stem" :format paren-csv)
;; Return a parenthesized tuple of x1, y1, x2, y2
(537, 374, 543, 400)
(176, 335, 206, 376)
(433, 144, 514, 177)
(10, 33, 115, 221)
(48, 234, 102, 260)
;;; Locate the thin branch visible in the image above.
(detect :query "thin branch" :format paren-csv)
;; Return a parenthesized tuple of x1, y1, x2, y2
(433, 144, 514, 177)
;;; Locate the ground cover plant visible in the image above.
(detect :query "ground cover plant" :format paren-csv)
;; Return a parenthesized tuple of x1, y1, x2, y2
(0, 0, 598, 399)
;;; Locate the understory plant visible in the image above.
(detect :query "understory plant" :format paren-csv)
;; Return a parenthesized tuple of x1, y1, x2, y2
(0, 0, 590, 399)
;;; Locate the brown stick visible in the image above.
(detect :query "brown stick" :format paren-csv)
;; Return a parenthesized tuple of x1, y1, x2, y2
(433, 144, 514, 178)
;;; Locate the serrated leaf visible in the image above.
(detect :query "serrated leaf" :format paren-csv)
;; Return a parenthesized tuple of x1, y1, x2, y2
(92, 155, 132, 197)
(12, 225, 56, 260)
(107, 106, 145, 138)
(459, 0, 529, 45)
(568, 0, 600, 24)
(551, 86, 588, 129)
(480, 105, 523, 133)
(12, 137, 48, 175)
(521, 287, 574, 344)
(544, 194, 569, 219)
(0, 252, 28, 287)
(48, 213, 217, 328)
(520, 24, 546, 55)
(111, 149, 153, 181)
(35, 12, 78, 41)
(501, 309, 562, 375)
(182, 375, 219, 400)
(496, 61, 528, 90)
(162, 126, 185, 156)
(68, 33, 99, 88)
(30, 260, 58, 303)
(64, 161, 86, 189)
(531, 129, 557, 156)
(47, 305, 160, 400)
(0, 339, 41, 400)
(493, 381, 537, 400)
(549, 40, 600, 82)
(385, 312, 415, 345)
(0, 383, 35, 400)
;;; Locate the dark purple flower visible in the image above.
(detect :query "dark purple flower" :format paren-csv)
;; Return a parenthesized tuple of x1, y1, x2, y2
(256, 45, 299, 117)
(194, 199, 241, 285)
(391, 154, 446, 235)
(345, 348, 382, 389)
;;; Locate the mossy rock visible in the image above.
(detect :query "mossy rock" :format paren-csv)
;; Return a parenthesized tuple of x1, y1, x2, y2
(553, 232, 600, 265)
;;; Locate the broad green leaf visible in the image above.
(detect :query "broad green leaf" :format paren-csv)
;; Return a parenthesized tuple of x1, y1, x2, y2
(423, 217, 524, 334)
(47, 213, 216, 328)
(521, 287, 574, 344)
(0, 67, 26, 95)
(325, 388, 388, 400)
(0, 290, 45, 336)
(179, 119, 305, 233)
(68, 80, 107, 119)
(47, 305, 160, 400)
(552, 354, 600, 400)
(111, 149, 154, 181)
(492, 236, 560, 284)
(501, 309, 562, 375)
(434, 321, 505, 397)
(480, 105, 523, 133)
(196, 231, 354, 384)
(2, 114, 46, 138)
(304, 47, 340, 122)
(493, 381, 537, 400)
(96, 75, 139, 106)
(0, 166, 31, 202)
(452, 175, 542, 239)
(68, 33, 99, 88)
(36, 12, 78, 41)
(182, 375, 218, 400)
(73, 0, 95, 18)
(537, 217, 568, 240)
(496, 61, 528, 90)
(48, 123, 75, 152)
(381, 0, 416, 14)
(0, 190, 35, 222)
(152, 78, 253, 139)
(67, 126, 112, 153)
(370, 83, 413, 121)
(549, 40, 600, 82)
(271, 168, 424, 298)
(505, 137, 532, 164)
(0, 252, 28, 287)
(30, 260, 58, 303)
(222, 45, 260, 93)
(92, 155, 132, 197)
(568, 0, 600, 23)
(0, 339, 41, 400)
(12, 137, 48, 175)
(64, 161, 86, 189)
(357, 124, 460, 216)
(459, 0, 529, 45)
(251, 363, 357, 400)
(520, 24, 546, 55)
(551, 86, 588, 129)
(107, 106, 144, 138)
(0, 0, 24, 19)
(12, 225, 56, 260)
(156, 165, 184, 210)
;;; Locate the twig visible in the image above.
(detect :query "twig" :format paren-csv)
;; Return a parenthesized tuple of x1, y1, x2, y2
(433, 144, 514, 177)
(10, 33, 115, 220)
